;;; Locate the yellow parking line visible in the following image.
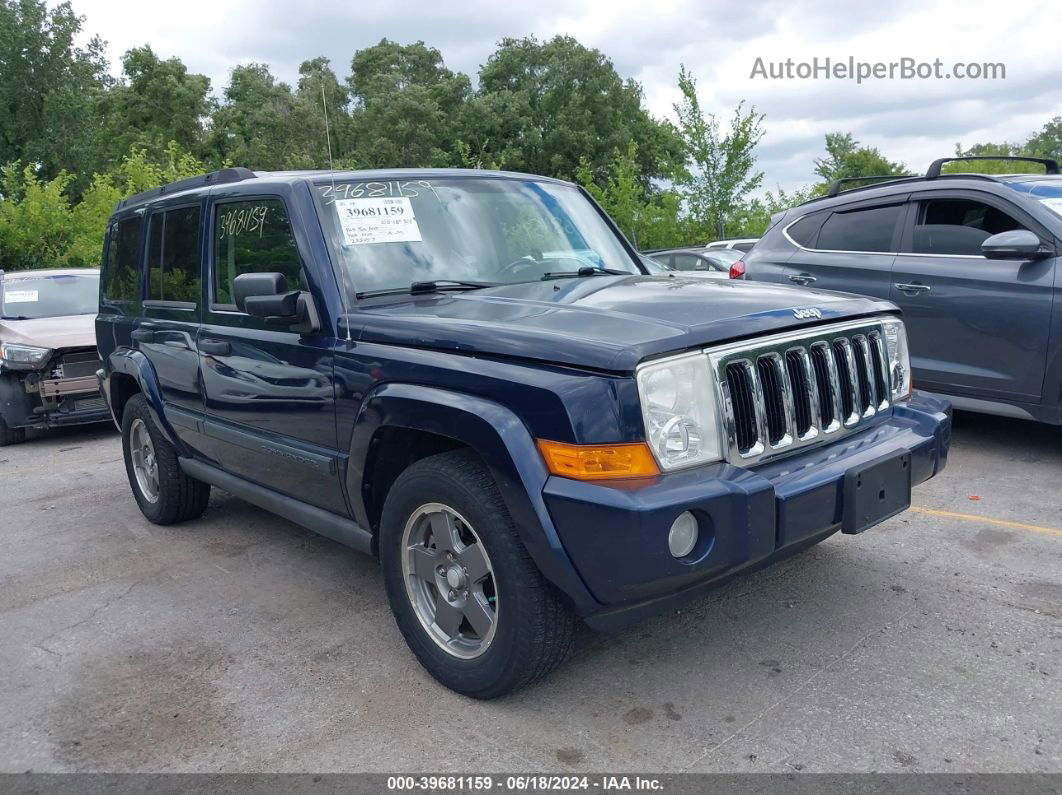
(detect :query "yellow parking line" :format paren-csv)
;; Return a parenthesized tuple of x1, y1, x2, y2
(910, 506, 1062, 539)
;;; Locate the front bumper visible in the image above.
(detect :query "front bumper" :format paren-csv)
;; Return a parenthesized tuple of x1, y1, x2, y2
(544, 390, 951, 630)
(0, 370, 110, 430)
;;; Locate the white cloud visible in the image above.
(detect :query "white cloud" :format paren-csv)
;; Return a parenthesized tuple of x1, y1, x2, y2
(64, 0, 1062, 191)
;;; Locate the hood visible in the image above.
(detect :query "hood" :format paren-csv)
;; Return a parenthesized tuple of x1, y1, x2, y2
(347, 275, 897, 371)
(0, 314, 97, 351)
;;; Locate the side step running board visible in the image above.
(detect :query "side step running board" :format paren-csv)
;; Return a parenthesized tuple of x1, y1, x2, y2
(179, 458, 374, 555)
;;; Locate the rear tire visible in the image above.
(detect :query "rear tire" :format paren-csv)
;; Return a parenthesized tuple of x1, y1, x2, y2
(0, 415, 25, 446)
(380, 449, 577, 698)
(121, 394, 210, 525)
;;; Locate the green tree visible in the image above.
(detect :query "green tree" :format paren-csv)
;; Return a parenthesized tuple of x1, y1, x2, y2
(475, 36, 683, 182)
(96, 45, 213, 167)
(576, 141, 685, 250)
(0, 0, 109, 185)
(673, 66, 765, 239)
(729, 185, 817, 238)
(0, 143, 209, 270)
(347, 39, 470, 168)
(813, 132, 906, 188)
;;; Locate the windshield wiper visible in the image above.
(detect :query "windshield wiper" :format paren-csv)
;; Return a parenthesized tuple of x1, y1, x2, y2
(0, 315, 30, 321)
(540, 266, 632, 281)
(356, 280, 497, 299)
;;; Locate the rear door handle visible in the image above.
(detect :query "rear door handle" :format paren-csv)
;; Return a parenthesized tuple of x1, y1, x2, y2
(130, 328, 155, 343)
(895, 283, 931, 294)
(198, 339, 231, 356)
(788, 274, 817, 285)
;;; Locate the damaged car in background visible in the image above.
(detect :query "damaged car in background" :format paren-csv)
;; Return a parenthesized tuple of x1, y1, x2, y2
(0, 269, 110, 445)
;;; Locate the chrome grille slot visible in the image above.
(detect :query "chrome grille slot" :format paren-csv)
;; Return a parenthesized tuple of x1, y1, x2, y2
(724, 362, 758, 453)
(709, 319, 893, 466)
(784, 349, 813, 437)
(756, 355, 788, 445)
(851, 335, 874, 414)
(868, 332, 889, 409)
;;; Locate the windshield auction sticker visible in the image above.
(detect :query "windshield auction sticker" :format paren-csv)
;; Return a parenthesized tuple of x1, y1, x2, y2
(3, 290, 39, 303)
(334, 197, 423, 246)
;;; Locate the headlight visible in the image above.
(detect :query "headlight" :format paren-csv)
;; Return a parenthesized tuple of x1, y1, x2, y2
(637, 353, 723, 471)
(0, 342, 53, 370)
(881, 318, 912, 401)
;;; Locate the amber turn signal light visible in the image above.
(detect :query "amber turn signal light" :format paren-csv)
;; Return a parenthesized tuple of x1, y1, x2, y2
(536, 439, 660, 480)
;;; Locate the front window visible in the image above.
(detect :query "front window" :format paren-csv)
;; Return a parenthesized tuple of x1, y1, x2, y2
(1, 272, 100, 320)
(313, 177, 641, 296)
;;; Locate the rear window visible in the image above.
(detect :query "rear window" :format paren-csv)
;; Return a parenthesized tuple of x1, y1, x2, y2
(147, 206, 202, 304)
(102, 217, 143, 302)
(816, 205, 902, 253)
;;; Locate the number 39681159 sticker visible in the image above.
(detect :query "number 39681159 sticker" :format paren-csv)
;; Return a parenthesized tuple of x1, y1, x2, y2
(334, 197, 422, 246)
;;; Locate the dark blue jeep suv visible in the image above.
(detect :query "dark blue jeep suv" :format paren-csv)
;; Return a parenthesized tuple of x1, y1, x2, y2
(96, 168, 950, 697)
(743, 156, 1062, 424)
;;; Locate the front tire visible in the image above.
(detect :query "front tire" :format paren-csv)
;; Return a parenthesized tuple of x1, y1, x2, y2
(121, 394, 210, 525)
(380, 450, 576, 698)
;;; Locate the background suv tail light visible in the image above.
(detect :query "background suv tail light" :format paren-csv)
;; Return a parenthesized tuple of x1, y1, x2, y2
(729, 259, 746, 279)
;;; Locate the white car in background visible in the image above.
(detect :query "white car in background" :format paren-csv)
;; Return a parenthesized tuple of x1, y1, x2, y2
(640, 248, 741, 279)
(705, 237, 758, 252)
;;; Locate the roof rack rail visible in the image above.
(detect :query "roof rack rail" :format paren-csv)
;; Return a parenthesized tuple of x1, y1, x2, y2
(116, 167, 257, 211)
(826, 174, 916, 198)
(926, 156, 1061, 179)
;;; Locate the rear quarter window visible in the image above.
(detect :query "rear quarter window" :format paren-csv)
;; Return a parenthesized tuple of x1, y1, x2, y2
(102, 216, 143, 303)
(785, 212, 827, 248)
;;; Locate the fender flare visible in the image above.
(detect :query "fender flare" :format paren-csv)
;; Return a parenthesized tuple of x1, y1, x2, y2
(347, 382, 599, 614)
(104, 349, 186, 452)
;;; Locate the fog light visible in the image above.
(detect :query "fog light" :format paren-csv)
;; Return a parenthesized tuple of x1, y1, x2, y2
(668, 511, 699, 558)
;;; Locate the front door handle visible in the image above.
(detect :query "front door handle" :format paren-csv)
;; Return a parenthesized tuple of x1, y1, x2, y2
(788, 274, 817, 285)
(131, 328, 155, 344)
(198, 339, 231, 356)
(895, 283, 931, 294)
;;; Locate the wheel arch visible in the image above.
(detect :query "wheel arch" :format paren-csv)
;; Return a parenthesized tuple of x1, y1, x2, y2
(347, 382, 597, 613)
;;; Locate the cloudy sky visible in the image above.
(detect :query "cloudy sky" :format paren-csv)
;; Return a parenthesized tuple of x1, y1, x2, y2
(66, 0, 1062, 192)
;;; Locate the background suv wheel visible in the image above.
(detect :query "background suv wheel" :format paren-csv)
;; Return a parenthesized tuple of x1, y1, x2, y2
(380, 449, 576, 698)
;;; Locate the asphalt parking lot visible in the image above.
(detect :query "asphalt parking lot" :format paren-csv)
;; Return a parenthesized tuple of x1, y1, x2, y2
(1, 410, 1060, 773)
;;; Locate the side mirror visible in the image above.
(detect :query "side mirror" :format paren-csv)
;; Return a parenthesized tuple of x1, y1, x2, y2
(232, 272, 319, 332)
(982, 230, 1052, 260)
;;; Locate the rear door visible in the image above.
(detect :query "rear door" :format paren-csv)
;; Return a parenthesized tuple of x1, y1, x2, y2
(138, 201, 205, 429)
(782, 198, 907, 298)
(197, 187, 345, 514)
(890, 191, 1056, 400)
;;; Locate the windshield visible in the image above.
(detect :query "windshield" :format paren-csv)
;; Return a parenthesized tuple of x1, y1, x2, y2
(0, 273, 99, 320)
(313, 177, 641, 295)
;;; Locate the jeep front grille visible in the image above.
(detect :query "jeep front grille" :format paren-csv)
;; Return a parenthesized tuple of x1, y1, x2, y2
(712, 319, 892, 466)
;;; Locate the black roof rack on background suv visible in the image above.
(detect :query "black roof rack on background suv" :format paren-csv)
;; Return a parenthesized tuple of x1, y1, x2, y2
(115, 167, 257, 212)
(803, 155, 1062, 207)
(825, 175, 917, 198)
(925, 156, 1061, 179)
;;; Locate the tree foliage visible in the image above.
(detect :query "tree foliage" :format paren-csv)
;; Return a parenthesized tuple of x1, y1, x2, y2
(673, 66, 765, 238)
(812, 132, 907, 189)
(7, 0, 1062, 270)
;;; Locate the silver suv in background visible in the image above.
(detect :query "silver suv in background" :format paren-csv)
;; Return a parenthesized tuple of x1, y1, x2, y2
(741, 156, 1062, 424)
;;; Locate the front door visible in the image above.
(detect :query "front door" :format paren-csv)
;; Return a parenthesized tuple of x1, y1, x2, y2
(889, 191, 1056, 401)
(197, 192, 344, 514)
